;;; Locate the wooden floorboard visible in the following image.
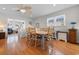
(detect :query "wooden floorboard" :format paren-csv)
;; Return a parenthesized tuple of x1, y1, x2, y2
(49, 40, 79, 55)
(0, 39, 48, 55)
(0, 36, 79, 55)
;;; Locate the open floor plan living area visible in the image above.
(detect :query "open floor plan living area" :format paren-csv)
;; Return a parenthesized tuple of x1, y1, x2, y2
(0, 4, 79, 55)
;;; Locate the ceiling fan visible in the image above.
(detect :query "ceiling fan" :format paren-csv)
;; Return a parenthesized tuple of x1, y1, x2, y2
(13, 4, 32, 16)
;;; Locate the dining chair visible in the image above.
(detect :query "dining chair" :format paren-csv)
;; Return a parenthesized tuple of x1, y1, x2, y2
(26, 28, 30, 46)
(28, 28, 36, 47)
(47, 27, 54, 40)
(35, 28, 44, 47)
(43, 28, 49, 41)
(27, 27, 41, 47)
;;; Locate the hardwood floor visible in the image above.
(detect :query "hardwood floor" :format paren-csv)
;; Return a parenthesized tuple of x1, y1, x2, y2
(0, 38, 48, 55)
(49, 40, 79, 55)
(0, 34, 79, 55)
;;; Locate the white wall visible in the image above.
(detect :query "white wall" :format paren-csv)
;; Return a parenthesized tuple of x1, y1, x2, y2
(33, 5, 79, 43)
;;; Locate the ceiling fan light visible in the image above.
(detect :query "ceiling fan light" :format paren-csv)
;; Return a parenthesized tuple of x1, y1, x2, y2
(20, 9, 26, 13)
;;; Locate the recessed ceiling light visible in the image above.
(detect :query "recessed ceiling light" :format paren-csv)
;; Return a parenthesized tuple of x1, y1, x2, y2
(2, 8, 6, 10)
(53, 4, 56, 7)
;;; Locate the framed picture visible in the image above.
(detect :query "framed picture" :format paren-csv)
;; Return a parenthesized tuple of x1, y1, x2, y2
(47, 15, 65, 27)
(55, 15, 65, 26)
(47, 17, 55, 27)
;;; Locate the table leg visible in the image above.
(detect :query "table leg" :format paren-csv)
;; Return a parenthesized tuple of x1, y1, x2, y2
(41, 34, 45, 49)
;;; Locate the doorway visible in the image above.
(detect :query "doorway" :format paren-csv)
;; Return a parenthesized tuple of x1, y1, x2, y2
(7, 18, 25, 47)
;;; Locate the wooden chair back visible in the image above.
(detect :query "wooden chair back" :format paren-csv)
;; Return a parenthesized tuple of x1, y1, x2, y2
(29, 28, 36, 34)
(48, 27, 54, 35)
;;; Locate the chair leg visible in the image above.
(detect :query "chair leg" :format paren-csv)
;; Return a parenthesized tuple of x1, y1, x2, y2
(27, 36, 31, 47)
(30, 39, 34, 47)
(27, 39, 31, 47)
(35, 40, 37, 47)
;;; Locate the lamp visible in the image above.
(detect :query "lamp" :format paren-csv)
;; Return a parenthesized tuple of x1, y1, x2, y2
(70, 21, 76, 29)
(0, 25, 4, 31)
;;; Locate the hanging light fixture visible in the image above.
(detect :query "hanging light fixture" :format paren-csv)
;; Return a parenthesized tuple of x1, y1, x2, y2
(20, 9, 26, 13)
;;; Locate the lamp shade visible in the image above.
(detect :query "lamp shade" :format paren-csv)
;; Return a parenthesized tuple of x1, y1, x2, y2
(70, 21, 77, 29)
(70, 22, 76, 24)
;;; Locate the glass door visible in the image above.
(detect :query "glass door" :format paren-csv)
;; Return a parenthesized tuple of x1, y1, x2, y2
(7, 18, 25, 46)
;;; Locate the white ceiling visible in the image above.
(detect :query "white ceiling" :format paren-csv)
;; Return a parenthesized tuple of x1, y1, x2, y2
(32, 4, 77, 18)
(0, 4, 32, 19)
(0, 4, 77, 19)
